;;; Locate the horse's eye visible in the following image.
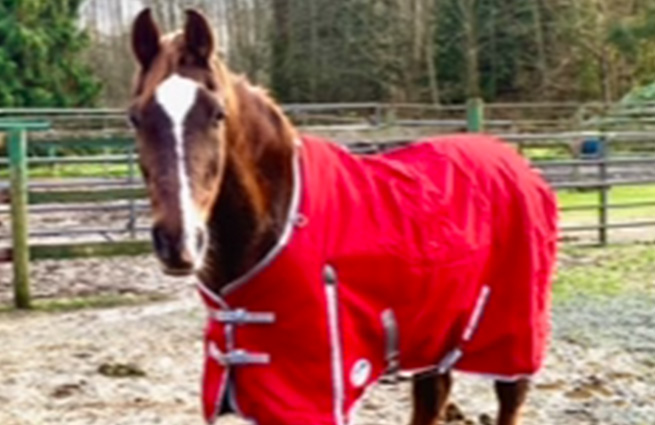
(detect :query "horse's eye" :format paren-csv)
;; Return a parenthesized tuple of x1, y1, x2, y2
(213, 108, 225, 123)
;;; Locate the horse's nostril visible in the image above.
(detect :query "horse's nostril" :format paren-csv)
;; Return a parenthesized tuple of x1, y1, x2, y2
(152, 226, 171, 262)
(152, 224, 204, 272)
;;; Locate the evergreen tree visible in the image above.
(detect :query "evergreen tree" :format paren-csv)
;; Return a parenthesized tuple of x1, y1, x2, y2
(609, 5, 655, 89)
(0, 0, 101, 107)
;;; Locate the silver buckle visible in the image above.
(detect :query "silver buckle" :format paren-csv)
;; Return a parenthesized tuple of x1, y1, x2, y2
(209, 344, 271, 366)
(212, 308, 275, 325)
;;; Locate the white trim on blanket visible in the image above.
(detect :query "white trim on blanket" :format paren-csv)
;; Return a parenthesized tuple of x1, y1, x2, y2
(195, 142, 302, 300)
(197, 283, 229, 309)
(437, 284, 490, 374)
(325, 283, 345, 425)
(205, 342, 230, 424)
(197, 140, 302, 423)
(219, 144, 303, 296)
(456, 369, 537, 383)
(398, 368, 537, 383)
(462, 285, 491, 342)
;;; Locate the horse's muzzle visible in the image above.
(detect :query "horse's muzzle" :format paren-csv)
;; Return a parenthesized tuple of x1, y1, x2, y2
(151, 224, 205, 276)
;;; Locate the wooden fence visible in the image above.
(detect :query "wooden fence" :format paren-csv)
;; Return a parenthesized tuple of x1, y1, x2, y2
(3, 99, 655, 308)
(3, 98, 648, 133)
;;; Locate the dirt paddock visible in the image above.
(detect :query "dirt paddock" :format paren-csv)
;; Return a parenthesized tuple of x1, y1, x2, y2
(1, 248, 654, 425)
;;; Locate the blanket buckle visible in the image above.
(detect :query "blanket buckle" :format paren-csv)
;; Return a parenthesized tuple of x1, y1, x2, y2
(212, 308, 275, 325)
(209, 343, 271, 366)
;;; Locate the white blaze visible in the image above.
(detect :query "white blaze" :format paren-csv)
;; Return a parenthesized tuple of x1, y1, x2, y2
(155, 73, 206, 268)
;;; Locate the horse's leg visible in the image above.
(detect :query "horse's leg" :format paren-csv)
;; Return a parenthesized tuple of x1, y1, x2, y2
(409, 372, 452, 425)
(494, 379, 529, 425)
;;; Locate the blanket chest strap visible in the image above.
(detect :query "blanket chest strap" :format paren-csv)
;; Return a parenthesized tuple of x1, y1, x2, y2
(209, 343, 271, 366)
(212, 309, 276, 325)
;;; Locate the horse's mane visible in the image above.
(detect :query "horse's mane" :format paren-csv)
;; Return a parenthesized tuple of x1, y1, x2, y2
(212, 60, 297, 227)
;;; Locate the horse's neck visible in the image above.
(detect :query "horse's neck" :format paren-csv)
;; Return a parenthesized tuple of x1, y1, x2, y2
(199, 80, 296, 292)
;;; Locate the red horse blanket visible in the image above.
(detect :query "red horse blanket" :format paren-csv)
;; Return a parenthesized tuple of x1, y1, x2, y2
(199, 134, 558, 425)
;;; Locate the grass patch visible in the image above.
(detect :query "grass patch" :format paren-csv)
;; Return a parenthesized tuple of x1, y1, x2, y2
(554, 243, 655, 301)
(558, 185, 655, 224)
(0, 292, 169, 314)
(522, 145, 570, 160)
(0, 163, 134, 179)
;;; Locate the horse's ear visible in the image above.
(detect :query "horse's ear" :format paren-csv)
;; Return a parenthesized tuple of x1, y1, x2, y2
(131, 8, 161, 70)
(183, 9, 215, 66)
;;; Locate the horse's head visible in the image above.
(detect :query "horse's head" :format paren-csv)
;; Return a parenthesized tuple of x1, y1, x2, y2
(129, 9, 230, 276)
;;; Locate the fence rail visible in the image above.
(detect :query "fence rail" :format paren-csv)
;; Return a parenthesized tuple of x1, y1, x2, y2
(3, 100, 655, 308)
(6, 99, 655, 134)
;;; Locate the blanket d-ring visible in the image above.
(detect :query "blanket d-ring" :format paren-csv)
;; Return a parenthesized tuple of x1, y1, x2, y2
(198, 134, 558, 425)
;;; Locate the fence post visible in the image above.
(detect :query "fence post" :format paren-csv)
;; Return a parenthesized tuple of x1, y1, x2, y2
(8, 128, 31, 308)
(127, 145, 137, 239)
(47, 144, 59, 176)
(385, 104, 397, 127)
(2, 121, 49, 309)
(598, 138, 608, 246)
(466, 97, 484, 132)
(372, 103, 383, 127)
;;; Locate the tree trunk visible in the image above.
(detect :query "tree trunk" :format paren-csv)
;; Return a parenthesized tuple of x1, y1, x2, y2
(597, 0, 613, 102)
(531, 0, 548, 93)
(461, 0, 480, 98)
(271, 0, 292, 99)
(309, 0, 318, 100)
(425, 0, 439, 103)
(488, 3, 498, 99)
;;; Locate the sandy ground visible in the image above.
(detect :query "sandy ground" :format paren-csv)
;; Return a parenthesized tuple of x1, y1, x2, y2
(2, 124, 654, 424)
(1, 254, 654, 425)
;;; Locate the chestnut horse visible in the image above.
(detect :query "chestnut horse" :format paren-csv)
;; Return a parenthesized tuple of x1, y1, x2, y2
(129, 9, 556, 425)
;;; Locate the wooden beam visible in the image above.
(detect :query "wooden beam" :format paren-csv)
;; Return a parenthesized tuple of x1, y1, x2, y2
(28, 188, 146, 204)
(29, 138, 134, 149)
(0, 121, 50, 131)
(30, 241, 152, 260)
(8, 129, 31, 308)
(0, 241, 153, 263)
